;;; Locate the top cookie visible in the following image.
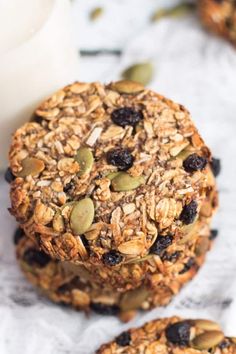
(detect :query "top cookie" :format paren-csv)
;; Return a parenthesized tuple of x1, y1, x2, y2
(9, 80, 216, 264)
(198, 0, 236, 45)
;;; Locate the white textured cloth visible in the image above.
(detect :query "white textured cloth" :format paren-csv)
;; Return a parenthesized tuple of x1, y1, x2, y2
(1, 13, 236, 354)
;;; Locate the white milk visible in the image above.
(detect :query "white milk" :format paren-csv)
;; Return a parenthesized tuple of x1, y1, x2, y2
(0, 0, 80, 168)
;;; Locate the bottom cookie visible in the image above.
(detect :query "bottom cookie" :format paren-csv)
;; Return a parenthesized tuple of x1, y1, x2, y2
(97, 316, 236, 353)
(16, 227, 213, 321)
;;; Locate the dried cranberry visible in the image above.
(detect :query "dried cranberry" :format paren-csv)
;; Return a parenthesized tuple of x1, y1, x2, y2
(210, 157, 221, 177)
(179, 257, 195, 274)
(180, 201, 198, 225)
(90, 303, 120, 315)
(149, 235, 173, 256)
(165, 321, 191, 346)
(23, 248, 50, 268)
(183, 154, 207, 173)
(209, 229, 218, 240)
(106, 148, 134, 171)
(111, 107, 143, 127)
(102, 250, 123, 266)
(13, 228, 24, 245)
(4, 167, 15, 183)
(116, 331, 131, 347)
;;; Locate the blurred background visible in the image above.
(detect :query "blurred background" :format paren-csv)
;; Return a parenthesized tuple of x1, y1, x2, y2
(1, 0, 236, 353)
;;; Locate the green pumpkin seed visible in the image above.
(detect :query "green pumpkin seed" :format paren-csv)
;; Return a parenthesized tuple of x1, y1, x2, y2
(151, 3, 195, 22)
(110, 80, 145, 94)
(75, 147, 94, 176)
(192, 331, 224, 350)
(106, 171, 122, 180)
(111, 172, 145, 192)
(17, 157, 45, 177)
(89, 7, 103, 21)
(191, 319, 221, 331)
(122, 62, 154, 86)
(70, 198, 94, 235)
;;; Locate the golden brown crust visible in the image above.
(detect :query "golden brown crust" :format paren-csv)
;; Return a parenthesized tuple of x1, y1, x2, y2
(9, 81, 217, 266)
(198, 0, 236, 45)
(97, 316, 236, 353)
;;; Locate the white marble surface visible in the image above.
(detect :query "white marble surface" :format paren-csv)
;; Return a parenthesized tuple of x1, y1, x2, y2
(1, 1, 236, 353)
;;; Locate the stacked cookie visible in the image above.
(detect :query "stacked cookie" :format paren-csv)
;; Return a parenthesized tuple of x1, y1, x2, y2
(8, 80, 219, 320)
(198, 0, 236, 46)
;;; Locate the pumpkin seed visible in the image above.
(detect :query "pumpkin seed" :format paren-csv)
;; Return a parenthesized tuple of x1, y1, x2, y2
(191, 319, 221, 331)
(75, 147, 94, 176)
(70, 198, 94, 235)
(122, 62, 154, 86)
(192, 331, 224, 350)
(17, 157, 45, 177)
(120, 287, 149, 311)
(106, 171, 122, 180)
(110, 80, 145, 94)
(89, 7, 103, 21)
(111, 172, 145, 192)
(151, 3, 195, 22)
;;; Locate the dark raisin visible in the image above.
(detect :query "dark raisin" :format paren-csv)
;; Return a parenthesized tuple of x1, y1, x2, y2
(179, 257, 195, 274)
(63, 181, 74, 193)
(180, 200, 198, 225)
(90, 302, 120, 315)
(209, 229, 218, 240)
(149, 234, 173, 256)
(183, 154, 207, 173)
(23, 248, 51, 268)
(219, 340, 230, 349)
(162, 251, 181, 262)
(4, 167, 15, 183)
(111, 107, 143, 127)
(116, 331, 131, 347)
(210, 157, 221, 177)
(80, 235, 90, 253)
(106, 148, 134, 171)
(33, 114, 43, 124)
(13, 228, 24, 245)
(102, 250, 123, 266)
(165, 321, 191, 346)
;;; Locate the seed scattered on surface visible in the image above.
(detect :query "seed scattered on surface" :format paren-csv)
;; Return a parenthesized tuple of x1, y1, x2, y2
(209, 229, 219, 240)
(183, 153, 207, 173)
(75, 147, 94, 176)
(90, 302, 120, 315)
(4, 167, 15, 183)
(192, 330, 224, 350)
(210, 157, 221, 177)
(122, 62, 154, 86)
(102, 250, 123, 266)
(89, 7, 103, 21)
(111, 107, 144, 127)
(70, 198, 94, 235)
(23, 248, 50, 268)
(149, 234, 173, 256)
(110, 80, 145, 94)
(116, 331, 131, 347)
(13, 228, 24, 245)
(180, 200, 198, 225)
(106, 148, 134, 171)
(165, 321, 191, 346)
(17, 157, 45, 177)
(151, 3, 195, 22)
(111, 172, 145, 192)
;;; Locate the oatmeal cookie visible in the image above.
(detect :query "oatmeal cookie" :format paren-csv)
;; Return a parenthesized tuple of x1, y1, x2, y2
(9, 81, 217, 265)
(16, 220, 213, 319)
(97, 316, 236, 353)
(198, 0, 236, 45)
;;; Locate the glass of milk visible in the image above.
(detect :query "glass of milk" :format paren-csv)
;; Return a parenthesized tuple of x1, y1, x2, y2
(0, 0, 80, 169)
